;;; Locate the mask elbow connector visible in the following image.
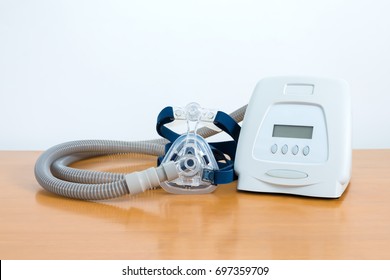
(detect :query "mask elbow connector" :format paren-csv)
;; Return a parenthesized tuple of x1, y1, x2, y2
(125, 161, 179, 195)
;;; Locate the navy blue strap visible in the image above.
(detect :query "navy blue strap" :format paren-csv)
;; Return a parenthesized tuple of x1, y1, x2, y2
(209, 140, 238, 161)
(214, 167, 237, 184)
(214, 111, 241, 143)
(156, 106, 241, 144)
(156, 106, 180, 142)
(202, 163, 237, 185)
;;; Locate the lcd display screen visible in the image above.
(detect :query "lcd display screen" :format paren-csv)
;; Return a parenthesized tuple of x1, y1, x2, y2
(272, 124, 313, 139)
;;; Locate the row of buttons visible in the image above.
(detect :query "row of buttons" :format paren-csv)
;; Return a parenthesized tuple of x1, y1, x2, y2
(271, 144, 310, 156)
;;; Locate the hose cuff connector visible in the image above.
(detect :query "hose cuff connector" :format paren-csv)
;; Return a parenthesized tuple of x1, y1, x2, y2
(125, 161, 179, 195)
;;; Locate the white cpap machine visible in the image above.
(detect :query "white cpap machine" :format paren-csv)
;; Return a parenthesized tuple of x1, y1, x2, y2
(35, 76, 351, 199)
(235, 76, 351, 198)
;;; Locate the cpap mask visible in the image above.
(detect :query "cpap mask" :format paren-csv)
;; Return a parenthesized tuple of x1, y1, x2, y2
(156, 103, 240, 194)
(34, 102, 241, 200)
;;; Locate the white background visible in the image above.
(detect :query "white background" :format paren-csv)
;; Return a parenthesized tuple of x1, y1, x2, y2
(1, 0, 389, 150)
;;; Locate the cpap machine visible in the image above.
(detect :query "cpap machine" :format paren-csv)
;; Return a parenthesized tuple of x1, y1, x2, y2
(34, 76, 351, 199)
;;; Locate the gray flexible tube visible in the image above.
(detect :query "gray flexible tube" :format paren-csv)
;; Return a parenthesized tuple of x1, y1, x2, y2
(34, 105, 247, 200)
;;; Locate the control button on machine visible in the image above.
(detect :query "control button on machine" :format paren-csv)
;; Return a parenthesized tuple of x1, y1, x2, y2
(292, 145, 299, 155)
(303, 146, 310, 156)
(271, 144, 278, 154)
(266, 169, 308, 179)
(281, 144, 288, 154)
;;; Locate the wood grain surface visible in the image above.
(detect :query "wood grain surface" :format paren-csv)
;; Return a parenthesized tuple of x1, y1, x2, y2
(0, 150, 389, 259)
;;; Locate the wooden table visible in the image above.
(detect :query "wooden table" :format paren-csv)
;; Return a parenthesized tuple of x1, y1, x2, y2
(1, 150, 389, 260)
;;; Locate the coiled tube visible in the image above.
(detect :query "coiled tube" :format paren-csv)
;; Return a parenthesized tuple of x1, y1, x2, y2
(34, 105, 247, 200)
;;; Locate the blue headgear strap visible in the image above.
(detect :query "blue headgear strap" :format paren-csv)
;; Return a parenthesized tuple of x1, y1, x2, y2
(156, 106, 241, 185)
